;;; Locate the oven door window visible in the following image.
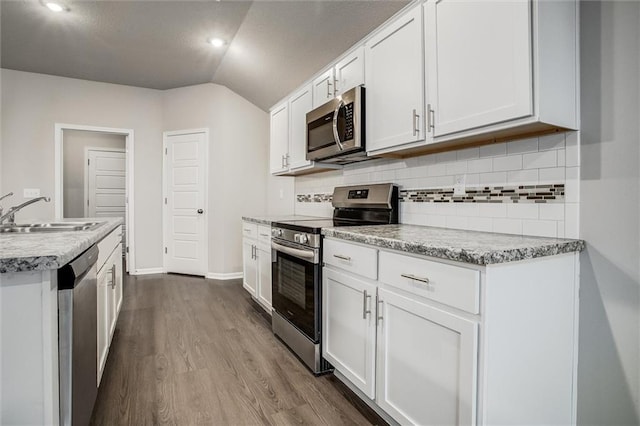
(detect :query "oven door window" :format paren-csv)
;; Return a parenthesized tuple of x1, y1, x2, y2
(272, 250, 319, 342)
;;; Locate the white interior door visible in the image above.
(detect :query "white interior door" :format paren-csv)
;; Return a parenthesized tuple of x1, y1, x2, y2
(86, 149, 126, 258)
(164, 131, 208, 277)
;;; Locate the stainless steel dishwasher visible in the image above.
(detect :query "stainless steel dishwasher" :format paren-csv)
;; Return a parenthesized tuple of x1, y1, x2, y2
(58, 245, 99, 426)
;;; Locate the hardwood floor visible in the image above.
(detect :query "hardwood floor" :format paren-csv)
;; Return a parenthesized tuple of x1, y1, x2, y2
(90, 273, 386, 425)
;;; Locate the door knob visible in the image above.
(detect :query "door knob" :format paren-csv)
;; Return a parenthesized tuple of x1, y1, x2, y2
(197, 209, 204, 214)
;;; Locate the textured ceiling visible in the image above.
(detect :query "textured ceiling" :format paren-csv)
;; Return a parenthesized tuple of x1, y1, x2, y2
(1, 0, 409, 110)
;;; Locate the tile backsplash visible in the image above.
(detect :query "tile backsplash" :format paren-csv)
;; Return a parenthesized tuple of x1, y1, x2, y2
(294, 132, 580, 239)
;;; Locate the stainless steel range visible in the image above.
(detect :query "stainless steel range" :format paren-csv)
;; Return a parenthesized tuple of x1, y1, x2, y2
(271, 183, 398, 374)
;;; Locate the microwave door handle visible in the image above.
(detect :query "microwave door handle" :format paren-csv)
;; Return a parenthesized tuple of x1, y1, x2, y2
(332, 99, 345, 151)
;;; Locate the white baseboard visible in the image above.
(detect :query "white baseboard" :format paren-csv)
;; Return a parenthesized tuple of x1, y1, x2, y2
(131, 267, 165, 276)
(206, 272, 243, 280)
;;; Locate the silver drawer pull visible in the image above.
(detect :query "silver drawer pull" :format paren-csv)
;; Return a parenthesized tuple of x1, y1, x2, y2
(259, 233, 270, 237)
(401, 273, 430, 285)
(333, 254, 351, 261)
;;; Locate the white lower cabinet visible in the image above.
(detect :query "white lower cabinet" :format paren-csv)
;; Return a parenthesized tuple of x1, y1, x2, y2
(322, 237, 579, 425)
(96, 226, 124, 385)
(241, 221, 272, 313)
(323, 268, 377, 398)
(376, 288, 477, 425)
(97, 264, 109, 383)
(242, 238, 258, 297)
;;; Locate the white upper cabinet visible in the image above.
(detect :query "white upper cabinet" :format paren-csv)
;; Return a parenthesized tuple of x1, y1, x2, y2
(424, 0, 578, 142)
(312, 68, 336, 109)
(334, 46, 365, 96)
(365, 4, 425, 154)
(288, 84, 313, 171)
(269, 101, 289, 175)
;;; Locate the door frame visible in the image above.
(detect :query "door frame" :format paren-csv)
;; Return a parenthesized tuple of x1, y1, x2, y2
(84, 147, 126, 217)
(54, 123, 135, 272)
(162, 128, 209, 276)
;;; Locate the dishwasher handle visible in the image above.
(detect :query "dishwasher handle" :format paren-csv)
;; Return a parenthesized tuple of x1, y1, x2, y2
(58, 245, 99, 289)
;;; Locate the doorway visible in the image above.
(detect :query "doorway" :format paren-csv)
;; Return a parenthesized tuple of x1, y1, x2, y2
(55, 123, 135, 272)
(163, 129, 209, 277)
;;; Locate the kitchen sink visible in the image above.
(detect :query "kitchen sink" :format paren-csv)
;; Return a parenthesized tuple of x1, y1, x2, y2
(0, 221, 104, 233)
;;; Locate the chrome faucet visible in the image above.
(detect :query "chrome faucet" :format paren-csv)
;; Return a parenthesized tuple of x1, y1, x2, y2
(0, 196, 51, 225)
(0, 192, 14, 218)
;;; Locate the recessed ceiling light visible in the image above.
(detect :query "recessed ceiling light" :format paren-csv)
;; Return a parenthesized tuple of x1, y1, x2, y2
(207, 38, 226, 48)
(43, 1, 69, 12)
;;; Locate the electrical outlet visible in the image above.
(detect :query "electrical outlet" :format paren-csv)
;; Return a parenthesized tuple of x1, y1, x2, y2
(453, 175, 466, 196)
(279, 189, 284, 199)
(23, 188, 40, 198)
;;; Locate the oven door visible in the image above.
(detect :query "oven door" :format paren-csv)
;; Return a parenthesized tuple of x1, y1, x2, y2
(271, 240, 320, 342)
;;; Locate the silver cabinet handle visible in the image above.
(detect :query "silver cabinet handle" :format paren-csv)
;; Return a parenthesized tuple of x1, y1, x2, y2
(362, 290, 371, 319)
(376, 295, 383, 324)
(111, 264, 116, 289)
(259, 233, 270, 237)
(427, 104, 435, 133)
(285, 154, 289, 167)
(333, 254, 351, 261)
(413, 109, 419, 137)
(327, 79, 333, 98)
(401, 273, 430, 285)
(281, 154, 285, 168)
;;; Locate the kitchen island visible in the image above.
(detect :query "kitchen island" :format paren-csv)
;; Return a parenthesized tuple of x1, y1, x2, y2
(0, 218, 123, 425)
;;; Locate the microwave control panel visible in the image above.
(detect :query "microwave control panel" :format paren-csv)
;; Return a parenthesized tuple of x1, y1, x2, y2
(343, 103, 354, 140)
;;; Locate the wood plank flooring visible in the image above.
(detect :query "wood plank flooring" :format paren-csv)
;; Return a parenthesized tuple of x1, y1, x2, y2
(90, 273, 386, 425)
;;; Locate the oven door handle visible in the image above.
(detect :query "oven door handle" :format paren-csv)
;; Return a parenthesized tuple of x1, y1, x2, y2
(332, 99, 345, 151)
(272, 241, 317, 262)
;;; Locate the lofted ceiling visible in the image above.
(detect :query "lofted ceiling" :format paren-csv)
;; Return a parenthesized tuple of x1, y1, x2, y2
(0, 0, 409, 110)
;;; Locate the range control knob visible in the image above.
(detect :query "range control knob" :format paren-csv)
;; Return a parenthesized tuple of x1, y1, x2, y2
(276, 229, 283, 237)
(297, 234, 309, 244)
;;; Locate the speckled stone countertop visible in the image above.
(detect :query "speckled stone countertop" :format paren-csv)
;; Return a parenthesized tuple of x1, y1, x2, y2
(322, 224, 585, 265)
(0, 217, 123, 273)
(242, 215, 330, 226)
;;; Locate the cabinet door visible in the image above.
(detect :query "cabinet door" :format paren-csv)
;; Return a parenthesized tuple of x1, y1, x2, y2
(288, 85, 313, 171)
(365, 5, 425, 153)
(96, 267, 109, 385)
(425, 0, 533, 136)
(242, 239, 257, 297)
(322, 268, 377, 398)
(269, 102, 289, 174)
(335, 46, 365, 95)
(312, 68, 335, 108)
(376, 288, 478, 425)
(256, 246, 272, 312)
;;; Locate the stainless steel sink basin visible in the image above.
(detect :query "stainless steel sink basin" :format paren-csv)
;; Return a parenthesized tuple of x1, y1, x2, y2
(0, 221, 104, 233)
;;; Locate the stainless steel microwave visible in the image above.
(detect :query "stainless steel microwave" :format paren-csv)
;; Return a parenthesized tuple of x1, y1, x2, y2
(305, 85, 366, 164)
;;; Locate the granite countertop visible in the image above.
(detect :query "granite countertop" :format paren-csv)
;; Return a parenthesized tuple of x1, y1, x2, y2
(322, 224, 585, 265)
(0, 217, 123, 273)
(242, 215, 330, 225)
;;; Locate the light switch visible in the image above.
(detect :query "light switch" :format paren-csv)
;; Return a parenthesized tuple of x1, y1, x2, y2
(453, 175, 466, 196)
(23, 188, 41, 198)
(279, 189, 284, 199)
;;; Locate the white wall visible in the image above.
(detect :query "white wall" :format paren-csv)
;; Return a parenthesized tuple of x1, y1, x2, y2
(162, 83, 284, 276)
(578, 2, 640, 424)
(62, 130, 125, 218)
(0, 69, 164, 270)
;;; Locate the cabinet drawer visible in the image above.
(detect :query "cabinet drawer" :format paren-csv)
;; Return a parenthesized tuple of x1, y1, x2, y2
(97, 225, 122, 272)
(379, 250, 480, 314)
(323, 239, 378, 280)
(257, 225, 271, 248)
(242, 222, 258, 239)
